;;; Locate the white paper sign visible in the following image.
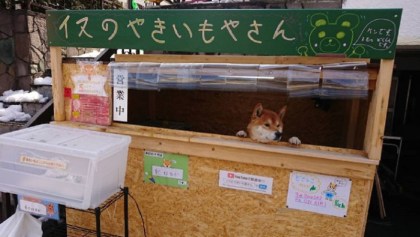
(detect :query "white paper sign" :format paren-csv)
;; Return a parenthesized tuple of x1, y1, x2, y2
(19, 199, 47, 216)
(20, 155, 68, 170)
(113, 68, 128, 122)
(72, 74, 107, 96)
(152, 165, 184, 179)
(286, 171, 352, 217)
(219, 170, 273, 195)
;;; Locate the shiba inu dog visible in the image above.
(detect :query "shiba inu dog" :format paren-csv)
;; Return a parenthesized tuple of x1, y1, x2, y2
(236, 103, 301, 145)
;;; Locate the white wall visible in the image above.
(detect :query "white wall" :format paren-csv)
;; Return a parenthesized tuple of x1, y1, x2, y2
(343, 0, 420, 45)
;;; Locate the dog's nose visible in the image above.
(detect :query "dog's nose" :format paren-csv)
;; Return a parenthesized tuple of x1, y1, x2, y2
(274, 132, 282, 141)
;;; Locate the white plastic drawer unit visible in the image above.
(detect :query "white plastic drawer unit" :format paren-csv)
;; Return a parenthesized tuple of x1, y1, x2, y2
(0, 124, 131, 209)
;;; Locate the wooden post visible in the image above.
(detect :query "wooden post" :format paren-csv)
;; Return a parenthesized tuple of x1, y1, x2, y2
(50, 46, 66, 121)
(346, 99, 360, 148)
(364, 59, 395, 160)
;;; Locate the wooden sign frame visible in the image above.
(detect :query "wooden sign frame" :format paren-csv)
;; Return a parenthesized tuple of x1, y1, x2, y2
(47, 9, 402, 59)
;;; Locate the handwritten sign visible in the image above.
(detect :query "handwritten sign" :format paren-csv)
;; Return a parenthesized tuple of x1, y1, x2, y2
(152, 166, 184, 179)
(286, 171, 352, 217)
(143, 151, 189, 189)
(355, 19, 397, 51)
(20, 155, 68, 170)
(47, 9, 402, 59)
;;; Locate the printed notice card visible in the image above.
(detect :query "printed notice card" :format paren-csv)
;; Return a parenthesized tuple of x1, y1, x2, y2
(219, 170, 273, 195)
(144, 151, 189, 189)
(286, 171, 352, 217)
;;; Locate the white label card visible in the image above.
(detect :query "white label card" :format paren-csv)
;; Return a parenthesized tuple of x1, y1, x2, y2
(152, 165, 184, 179)
(19, 199, 47, 216)
(219, 170, 273, 195)
(72, 74, 107, 96)
(20, 155, 67, 170)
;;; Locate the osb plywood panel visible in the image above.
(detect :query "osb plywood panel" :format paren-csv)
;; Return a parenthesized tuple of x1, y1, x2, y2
(67, 147, 373, 237)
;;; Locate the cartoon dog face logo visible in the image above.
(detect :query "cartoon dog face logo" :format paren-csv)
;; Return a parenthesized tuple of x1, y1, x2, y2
(322, 182, 338, 201)
(46, 203, 55, 216)
(162, 159, 172, 168)
(327, 182, 337, 191)
(310, 13, 359, 55)
(299, 13, 364, 57)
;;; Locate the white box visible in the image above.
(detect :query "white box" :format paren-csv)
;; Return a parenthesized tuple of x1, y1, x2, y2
(0, 124, 131, 209)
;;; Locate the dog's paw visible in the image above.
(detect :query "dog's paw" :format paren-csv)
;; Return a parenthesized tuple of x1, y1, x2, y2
(236, 130, 248, 138)
(288, 136, 301, 146)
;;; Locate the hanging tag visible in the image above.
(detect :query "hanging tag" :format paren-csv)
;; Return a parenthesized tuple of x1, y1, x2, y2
(18, 195, 60, 220)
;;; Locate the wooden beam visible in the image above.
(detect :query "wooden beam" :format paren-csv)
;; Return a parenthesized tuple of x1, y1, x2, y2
(52, 121, 377, 180)
(364, 59, 395, 160)
(111, 127, 376, 180)
(126, 135, 376, 180)
(116, 54, 370, 65)
(50, 47, 65, 121)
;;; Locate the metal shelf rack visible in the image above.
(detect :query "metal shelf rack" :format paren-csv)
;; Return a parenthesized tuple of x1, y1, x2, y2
(65, 187, 129, 237)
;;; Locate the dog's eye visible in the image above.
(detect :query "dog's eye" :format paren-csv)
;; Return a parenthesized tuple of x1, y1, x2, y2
(276, 125, 280, 128)
(264, 123, 270, 127)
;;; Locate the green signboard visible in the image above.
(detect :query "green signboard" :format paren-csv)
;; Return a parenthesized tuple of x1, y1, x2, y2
(143, 150, 189, 189)
(47, 9, 402, 59)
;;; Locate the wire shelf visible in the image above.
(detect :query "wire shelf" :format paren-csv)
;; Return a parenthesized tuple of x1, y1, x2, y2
(43, 189, 127, 237)
(67, 224, 122, 237)
(67, 189, 124, 214)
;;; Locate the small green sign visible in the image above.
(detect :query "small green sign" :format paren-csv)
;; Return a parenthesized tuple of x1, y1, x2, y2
(47, 9, 402, 59)
(143, 150, 188, 189)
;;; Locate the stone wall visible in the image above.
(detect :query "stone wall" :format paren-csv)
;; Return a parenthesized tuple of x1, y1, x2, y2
(0, 10, 17, 94)
(28, 11, 49, 79)
(0, 10, 36, 94)
(0, 9, 95, 95)
(15, 11, 33, 91)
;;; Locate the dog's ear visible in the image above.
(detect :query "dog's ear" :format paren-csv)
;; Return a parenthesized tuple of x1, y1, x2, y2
(252, 103, 264, 119)
(279, 106, 287, 120)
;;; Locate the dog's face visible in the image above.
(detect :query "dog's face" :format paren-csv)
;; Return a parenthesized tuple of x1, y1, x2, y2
(327, 182, 337, 191)
(247, 103, 286, 143)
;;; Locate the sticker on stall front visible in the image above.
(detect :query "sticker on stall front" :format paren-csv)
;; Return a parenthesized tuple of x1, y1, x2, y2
(286, 171, 352, 217)
(18, 195, 60, 220)
(144, 151, 189, 189)
(20, 155, 67, 170)
(219, 170, 273, 195)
